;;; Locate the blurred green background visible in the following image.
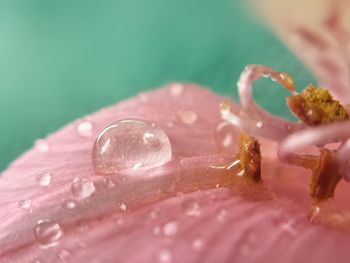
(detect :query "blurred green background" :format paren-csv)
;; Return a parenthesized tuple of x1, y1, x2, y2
(0, 0, 315, 172)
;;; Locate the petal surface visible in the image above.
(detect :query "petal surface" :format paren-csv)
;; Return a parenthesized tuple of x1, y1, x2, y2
(1, 84, 350, 263)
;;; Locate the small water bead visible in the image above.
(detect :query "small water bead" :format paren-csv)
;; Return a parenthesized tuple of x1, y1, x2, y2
(58, 249, 71, 262)
(163, 221, 178, 236)
(256, 121, 263, 128)
(158, 249, 172, 263)
(138, 93, 149, 102)
(63, 200, 77, 210)
(18, 198, 32, 211)
(182, 200, 201, 217)
(34, 219, 63, 246)
(192, 238, 204, 251)
(35, 139, 49, 153)
(215, 122, 239, 154)
(36, 172, 52, 187)
(178, 110, 197, 125)
(153, 226, 162, 236)
(217, 209, 227, 222)
(78, 121, 93, 137)
(102, 178, 115, 189)
(170, 83, 184, 96)
(92, 119, 172, 174)
(119, 203, 127, 211)
(71, 178, 95, 199)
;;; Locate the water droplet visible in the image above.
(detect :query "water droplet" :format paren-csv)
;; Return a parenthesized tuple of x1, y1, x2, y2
(139, 93, 149, 102)
(192, 238, 204, 251)
(36, 172, 52, 187)
(58, 249, 71, 261)
(132, 162, 143, 169)
(310, 206, 321, 222)
(239, 231, 259, 255)
(92, 119, 172, 174)
(119, 203, 127, 211)
(182, 200, 201, 217)
(63, 200, 76, 210)
(34, 219, 62, 246)
(217, 209, 227, 222)
(163, 221, 178, 236)
(149, 210, 159, 220)
(18, 199, 32, 211)
(170, 83, 184, 96)
(158, 249, 172, 263)
(256, 121, 263, 128)
(178, 110, 197, 125)
(215, 122, 238, 154)
(102, 178, 115, 189)
(35, 139, 49, 153)
(78, 121, 93, 137)
(71, 178, 95, 199)
(153, 226, 161, 236)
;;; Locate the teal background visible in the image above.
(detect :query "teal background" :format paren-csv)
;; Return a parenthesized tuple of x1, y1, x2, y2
(0, 0, 315, 172)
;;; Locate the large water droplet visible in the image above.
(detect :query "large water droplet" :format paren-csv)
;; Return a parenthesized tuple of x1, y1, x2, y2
(163, 221, 178, 236)
(71, 178, 95, 199)
(36, 172, 52, 187)
(34, 219, 62, 246)
(92, 119, 172, 174)
(178, 110, 197, 125)
(18, 199, 32, 211)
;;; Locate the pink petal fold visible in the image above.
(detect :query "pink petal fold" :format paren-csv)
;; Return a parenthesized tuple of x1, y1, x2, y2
(253, 0, 350, 103)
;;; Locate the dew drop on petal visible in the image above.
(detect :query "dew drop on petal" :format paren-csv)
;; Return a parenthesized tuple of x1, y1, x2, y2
(192, 238, 204, 251)
(71, 178, 95, 199)
(182, 200, 201, 217)
(78, 121, 93, 137)
(63, 200, 76, 210)
(178, 110, 197, 125)
(138, 93, 149, 102)
(58, 249, 71, 261)
(256, 121, 263, 128)
(163, 221, 178, 236)
(18, 199, 32, 211)
(217, 209, 227, 222)
(102, 178, 115, 189)
(153, 226, 161, 236)
(158, 249, 172, 263)
(35, 139, 49, 153)
(92, 119, 172, 175)
(170, 83, 184, 96)
(34, 219, 62, 246)
(215, 121, 239, 155)
(36, 172, 52, 187)
(119, 203, 127, 211)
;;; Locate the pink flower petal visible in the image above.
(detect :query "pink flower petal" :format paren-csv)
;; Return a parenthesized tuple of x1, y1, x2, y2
(1, 84, 350, 262)
(253, 0, 350, 103)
